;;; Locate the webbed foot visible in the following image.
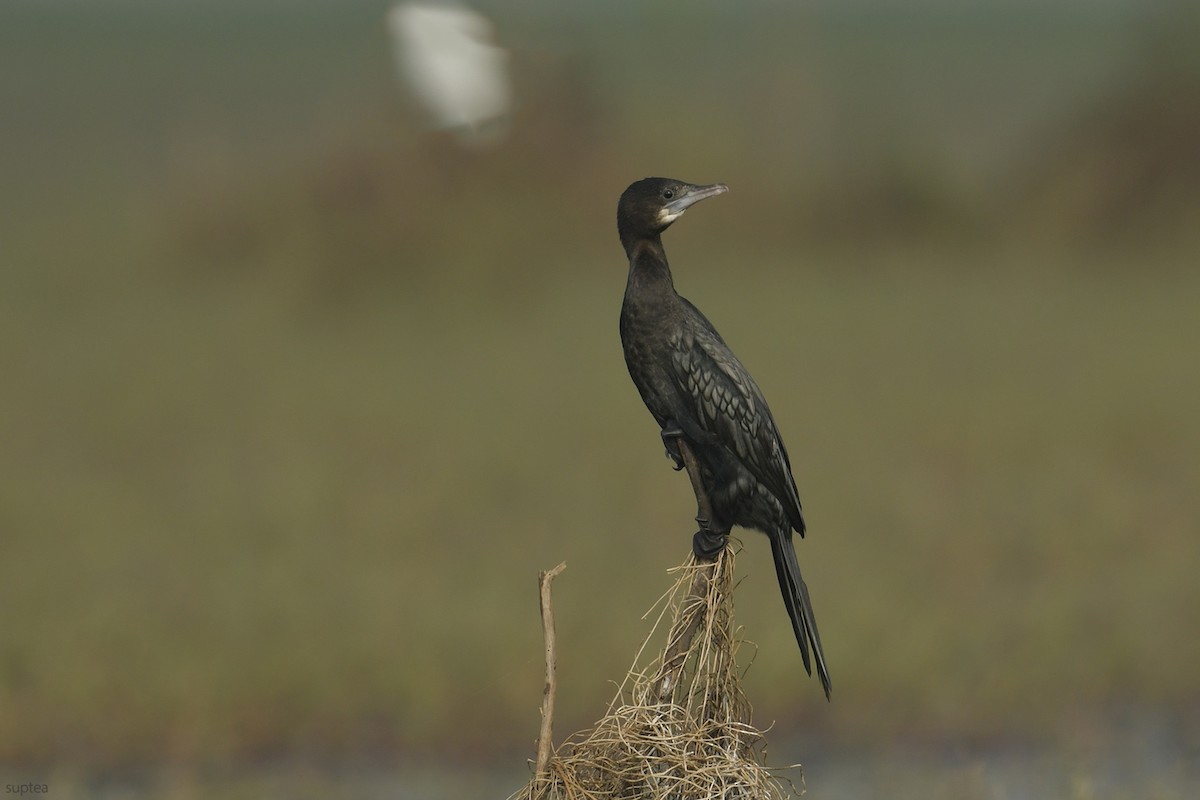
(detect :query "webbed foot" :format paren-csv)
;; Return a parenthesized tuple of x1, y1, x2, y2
(692, 511, 730, 560)
(692, 527, 730, 560)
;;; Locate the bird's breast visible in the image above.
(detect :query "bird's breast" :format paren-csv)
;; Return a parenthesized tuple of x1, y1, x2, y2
(620, 305, 680, 420)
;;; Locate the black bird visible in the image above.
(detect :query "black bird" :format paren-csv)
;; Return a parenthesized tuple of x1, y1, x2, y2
(617, 177, 831, 699)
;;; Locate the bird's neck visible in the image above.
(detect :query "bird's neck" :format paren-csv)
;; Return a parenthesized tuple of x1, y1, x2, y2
(625, 237, 676, 298)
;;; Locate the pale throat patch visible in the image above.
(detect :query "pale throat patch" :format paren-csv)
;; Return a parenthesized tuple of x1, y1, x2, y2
(657, 208, 684, 225)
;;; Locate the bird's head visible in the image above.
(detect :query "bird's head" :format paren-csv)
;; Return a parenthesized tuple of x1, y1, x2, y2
(617, 177, 728, 253)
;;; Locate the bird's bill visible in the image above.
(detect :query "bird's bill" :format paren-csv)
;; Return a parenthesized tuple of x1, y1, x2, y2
(659, 182, 728, 224)
(666, 183, 728, 214)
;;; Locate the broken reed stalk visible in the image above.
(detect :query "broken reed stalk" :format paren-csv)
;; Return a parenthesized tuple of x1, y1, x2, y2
(676, 436, 715, 533)
(654, 436, 722, 703)
(511, 433, 798, 800)
(534, 562, 567, 787)
(509, 540, 796, 800)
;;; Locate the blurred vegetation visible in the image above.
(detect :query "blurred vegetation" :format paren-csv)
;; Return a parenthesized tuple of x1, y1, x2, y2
(1, 0, 1198, 781)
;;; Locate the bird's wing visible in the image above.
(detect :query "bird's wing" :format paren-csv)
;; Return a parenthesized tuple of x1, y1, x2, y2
(669, 304, 806, 534)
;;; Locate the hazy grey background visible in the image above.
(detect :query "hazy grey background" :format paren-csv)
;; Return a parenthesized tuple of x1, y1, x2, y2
(2, 1, 1198, 797)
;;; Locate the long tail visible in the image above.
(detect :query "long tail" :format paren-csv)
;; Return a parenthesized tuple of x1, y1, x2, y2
(769, 529, 832, 700)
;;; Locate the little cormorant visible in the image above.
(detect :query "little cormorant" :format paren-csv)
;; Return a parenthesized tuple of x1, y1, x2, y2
(617, 177, 832, 699)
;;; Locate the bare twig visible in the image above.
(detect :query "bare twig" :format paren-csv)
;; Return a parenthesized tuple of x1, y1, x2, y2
(534, 561, 567, 786)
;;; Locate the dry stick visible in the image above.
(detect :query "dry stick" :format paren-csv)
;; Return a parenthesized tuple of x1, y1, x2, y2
(654, 437, 725, 704)
(534, 562, 567, 789)
(677, 437, 715, 531)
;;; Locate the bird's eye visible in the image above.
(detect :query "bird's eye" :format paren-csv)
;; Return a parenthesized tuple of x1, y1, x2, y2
(663, 189, 674, 200)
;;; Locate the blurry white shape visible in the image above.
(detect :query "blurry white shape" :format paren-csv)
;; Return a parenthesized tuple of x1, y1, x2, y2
(389, 1, 512, 145)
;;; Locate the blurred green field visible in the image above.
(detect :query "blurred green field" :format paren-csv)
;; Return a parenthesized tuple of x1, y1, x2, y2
(2, 0, 1199, 792)
(5, 239, 1199, 764)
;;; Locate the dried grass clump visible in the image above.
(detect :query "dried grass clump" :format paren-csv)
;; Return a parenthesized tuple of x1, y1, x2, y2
(514, 545, 801, 800)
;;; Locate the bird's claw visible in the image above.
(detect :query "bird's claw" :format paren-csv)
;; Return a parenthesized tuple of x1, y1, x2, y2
(660, 423, 686, 471)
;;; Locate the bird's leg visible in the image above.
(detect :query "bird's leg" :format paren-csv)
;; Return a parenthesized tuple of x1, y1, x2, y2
(660, 421, 686, 471)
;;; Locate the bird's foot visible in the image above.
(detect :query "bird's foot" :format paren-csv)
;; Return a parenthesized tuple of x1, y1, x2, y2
(692, 521, 729, 561)
(660, 422, 685, 471)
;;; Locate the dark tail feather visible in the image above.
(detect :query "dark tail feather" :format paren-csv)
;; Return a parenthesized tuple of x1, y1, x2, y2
(769, 530, 832, 700)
